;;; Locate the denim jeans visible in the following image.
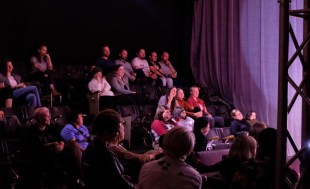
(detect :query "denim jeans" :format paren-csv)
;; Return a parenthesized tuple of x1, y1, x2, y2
(13, 86, 41, 107)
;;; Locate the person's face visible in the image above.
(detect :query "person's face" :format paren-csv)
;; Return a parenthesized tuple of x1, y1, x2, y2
(42, 110, 51, 125)
(190, 87, 199, 98)
(161, 52, 169, 62)
(234, 110, 244, 120)
(102, 46, 110, 57)
(201, 124, 210, 136)
(149, 52, 157, 62)
(249, 112, 256, 120)
(116, 66, 125, 77)
(75, 114, 84, 126)
(38, 46, 48, 56)
(176, 89, 184, 100)
(138, 49, 146, 59)
(6, 61, 13, 73)
(170, 87, 177, 97)
(120, 50, 128, 60)
(179, 110, 186, 119)
(94, 71, 102, 79)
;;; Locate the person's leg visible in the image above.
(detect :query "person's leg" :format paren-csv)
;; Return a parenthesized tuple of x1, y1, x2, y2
(166, 77, 174, 88)
(13, 86, 41, 107)
(26, 94, 36, 107)
(29, 86, 41, 107)
(159, 76, 167, 87)
(206, 116, 215, 128)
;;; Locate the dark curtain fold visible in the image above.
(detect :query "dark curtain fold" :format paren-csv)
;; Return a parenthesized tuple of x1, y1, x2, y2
(191, 0, 303, 152)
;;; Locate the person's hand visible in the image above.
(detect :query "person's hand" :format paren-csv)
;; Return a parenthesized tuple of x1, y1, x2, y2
(43, 74, 48, 78)
(16, 83, 26, 88)
(54, 142, 64, 153)
(194, 111, 203, 118)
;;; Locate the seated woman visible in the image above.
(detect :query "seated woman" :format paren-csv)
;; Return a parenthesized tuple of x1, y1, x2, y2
(230, 109, 251, 137)
(154, 86, 177, 118)
(29, 44, 60, 96)
(88, 67, 116, 109)
(0, 59, 41, 107)
(110, 64, 145, 105)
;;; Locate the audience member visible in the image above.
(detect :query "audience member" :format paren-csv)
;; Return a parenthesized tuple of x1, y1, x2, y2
(230, 109, 251, 136)
(155, 86, 177, 118)
(245, 111, 263, 126)
(172, 106, 195, 131)
(151, 107, 176, 137)
(92, 44, 116, 78)
(29, 44, 60, 96)
(249, 122, 268, 141)
(148, 51, 173, 88)
(131, 48, 157, 80)
(60, 111, 90, 185)
(108, 118, 162, 182)
(27, 107, 81, 188)
(0, 59, 41, 107)
(192, 117, 211, 152)
(187, 85, 225, 128)
(115, 49, 136, 82)
(83, 109, 136, 189)
(136, 126, 202, 189)
(110, 64, 145, 105)
(88, 67, 116, 109)
(157, 51, 177, 80)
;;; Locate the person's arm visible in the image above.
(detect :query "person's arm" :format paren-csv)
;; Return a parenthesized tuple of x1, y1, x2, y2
(88, 79, 100, 93)
(30, 56, 40, 71)
(46, 54, 53, 70)
(166, 60, 177, 78)
(149, 65, 165, 77)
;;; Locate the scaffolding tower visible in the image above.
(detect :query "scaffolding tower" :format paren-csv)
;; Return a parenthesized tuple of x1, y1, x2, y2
(277, 0, 310, 188)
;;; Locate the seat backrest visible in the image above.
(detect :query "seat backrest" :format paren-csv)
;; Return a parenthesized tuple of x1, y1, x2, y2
(196, 149, 229, 165)
(48, 106, 70, 127)
(116, 105, 140, 123)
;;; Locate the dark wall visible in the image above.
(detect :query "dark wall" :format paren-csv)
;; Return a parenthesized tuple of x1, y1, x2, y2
(0, 0, 194, 83)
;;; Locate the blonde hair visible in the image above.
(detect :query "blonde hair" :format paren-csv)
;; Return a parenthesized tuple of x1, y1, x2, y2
(33, 107, 50, 123)
(163, 127, 195, 160)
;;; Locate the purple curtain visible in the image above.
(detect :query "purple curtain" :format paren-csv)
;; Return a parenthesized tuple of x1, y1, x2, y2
(191, 0, 303, 152)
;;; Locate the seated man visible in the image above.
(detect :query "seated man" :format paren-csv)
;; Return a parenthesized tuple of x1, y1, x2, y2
(115, 49, 136, 83)
(230, 109, 251, 137)
(187, 85, 225, 128)
(157, 51, 178, 86)
(131, 48, 157, 80)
